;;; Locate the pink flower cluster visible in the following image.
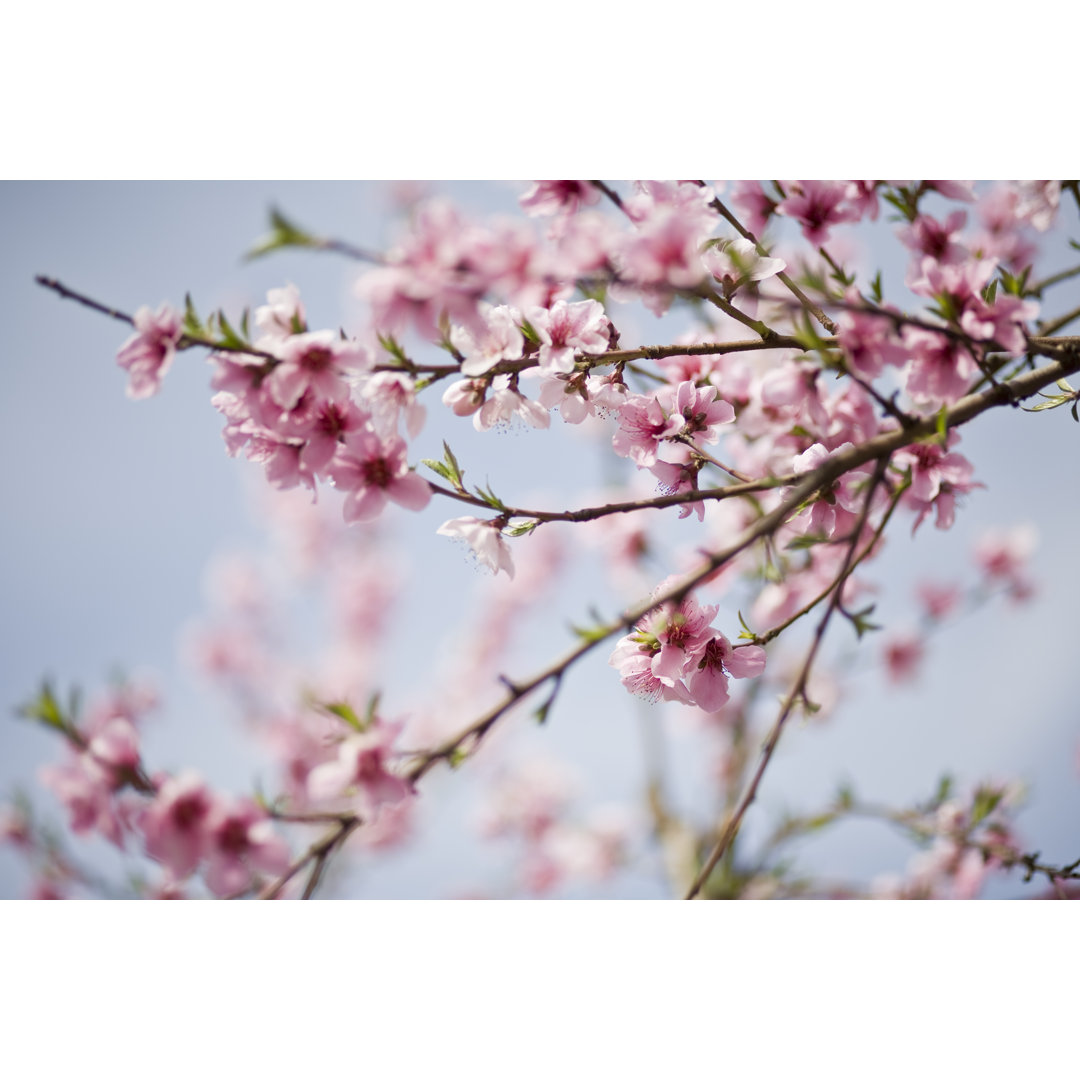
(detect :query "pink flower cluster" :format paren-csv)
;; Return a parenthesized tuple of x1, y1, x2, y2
(207, 286, 431, 522)
(610, 579, 766, 712)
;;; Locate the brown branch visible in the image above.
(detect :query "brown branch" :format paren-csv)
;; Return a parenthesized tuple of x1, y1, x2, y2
(256, 815, 361, 900)
(35, 276, 281, 362)
(704, 193, 838, 335)
(685, 456, 890, 899)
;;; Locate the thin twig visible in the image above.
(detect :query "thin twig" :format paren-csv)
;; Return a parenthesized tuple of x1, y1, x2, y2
(685, 456, 890, 900)
(704, 194, 838, 334)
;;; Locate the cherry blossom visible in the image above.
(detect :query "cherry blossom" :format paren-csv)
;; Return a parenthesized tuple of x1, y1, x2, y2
(325, 429, 431, 522)
(115, 303, 183, 399)
(306, 720, 413, 817)
(437, 516, 515, 578)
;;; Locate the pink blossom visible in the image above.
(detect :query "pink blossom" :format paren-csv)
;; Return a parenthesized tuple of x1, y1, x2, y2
(612, 392, 677, 466)
(883, 634, 924, 684)
(775, 181, 861, 246)
(701, 237, 786, 292)
(527, 299, 610, 375)
(356, 199, 488, 341)
(519, 180, 600, 217)
(306, 721, 413, 817)
(116, 303, 183, 399)
(973, 525, 1037, 600)
(629, 587, 717, 689)
(362, 371, 426, 439)
(660, 380, 736, 447)
(924, 180, 976, 202)
(959, 292, 1038, 356)
(451, 304, 525, 377)
(39, 756, 127, 846)
(617, 182, 717, 291)
(1016, 181, 1060, 232)
(473, 375, 550, 432)
(296, 398, 370, 475)
(898, 210, 969, 266)
(845, 181, 881, 222)
(141, 771, 215, 879)
(729, 181, 777, 236)
(537, 372, 592, 424)
(437, 516, 515, 578)
(902, 328, 980, 408)
(917, 582, 962, 620)
(649, 456, 705, 521)
(0, 805, 32, 850)
(837, 299, 908, 379)
(253, 284, 306, 339)
(441, 377, 488, 418)
(326, 429, 431, 523)
(265, 330, 369, 411)
(687, 635, 767, 713)
(608, 636, 691, 704)
(895, 432, 980, 532)
(203, 797, 291, 897)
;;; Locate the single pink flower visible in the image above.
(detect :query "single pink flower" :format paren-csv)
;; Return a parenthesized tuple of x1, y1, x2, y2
(527, 299, 610, 375)
(437, 516, 515, 578)
(116, 303, 183, 399)
(141, 771, 215, 879)
(775, 181, 861, 246)
(451, 304, 525, 378)
(687, 635, 767, 713)
(265, 330, 369, 411)
(203, 797, 291, 898)
(326, 429, 431, 523)
(883, 634, 924, 684)
(519, 180, 600, 217)
(306, 721, 413, 817)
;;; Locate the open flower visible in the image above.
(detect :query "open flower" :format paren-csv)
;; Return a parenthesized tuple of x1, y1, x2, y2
(116, 303, 183, 399)
(306, 721, 412, 817)
(437, 516, 515, 578)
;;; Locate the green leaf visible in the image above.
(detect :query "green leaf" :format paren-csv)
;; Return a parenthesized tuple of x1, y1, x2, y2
(932, 773, 954, 807)
(216, 310, 250, 351)
(785, 532, 832, 551)
(848, 604, 880, 639)
(934, 402, 949, 445)
(869, 272, 884, 305)
(473, 481, 509, 513)
(323, 701, 363, 732)
(16, 681, 73, 736)
(569, 618, 611, 644)
(505, 519, 539, 537)
(182, 293, 205, 338)
(736, 610, 756, 641)
(422, 442, 466, 492)
(245, 206, 319, 261)
(377, 333, 411, 367)
(421, 458, 454, 483)
(971, 786, 1003, 825)
(363, 692, 381, 729)
(519, 317, 541, 345)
